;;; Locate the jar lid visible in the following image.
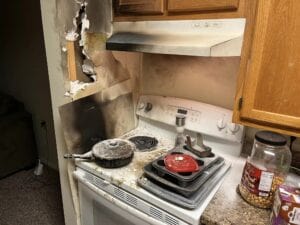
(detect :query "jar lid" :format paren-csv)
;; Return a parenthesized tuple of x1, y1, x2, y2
(255, 131, 287, 146)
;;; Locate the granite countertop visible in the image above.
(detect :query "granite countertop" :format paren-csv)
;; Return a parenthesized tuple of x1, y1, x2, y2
(200, 154, 270, 225)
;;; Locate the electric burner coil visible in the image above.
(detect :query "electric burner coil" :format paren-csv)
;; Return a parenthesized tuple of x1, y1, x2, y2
(129, 136, 158, 151)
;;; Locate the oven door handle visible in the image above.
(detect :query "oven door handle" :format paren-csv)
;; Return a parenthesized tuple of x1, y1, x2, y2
(73, 170, 168, 225)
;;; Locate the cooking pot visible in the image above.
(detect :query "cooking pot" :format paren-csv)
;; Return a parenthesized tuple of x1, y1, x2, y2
(64, 139, 135, 168)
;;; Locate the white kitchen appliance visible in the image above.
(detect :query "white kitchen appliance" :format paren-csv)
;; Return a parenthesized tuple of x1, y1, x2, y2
(73, 95, 244, 225)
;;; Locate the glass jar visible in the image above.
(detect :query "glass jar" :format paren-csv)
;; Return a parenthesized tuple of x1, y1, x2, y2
(239, 131, 292, 208)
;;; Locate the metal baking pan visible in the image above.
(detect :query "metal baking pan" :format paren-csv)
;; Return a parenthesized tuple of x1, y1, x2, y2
(138, 163, 231, 209)
(143, 157, 225, 197)
(152, 150, 223, 186)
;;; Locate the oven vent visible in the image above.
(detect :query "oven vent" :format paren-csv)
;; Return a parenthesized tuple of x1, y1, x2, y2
(165, 215, 180, 225)
(113, 188, 125, 200)
(125, 194, 138, 207)
(84, 173, 94, 182)
(149, 207, 163, 220)
(113, 187, 138, 207)
(93, 176, 108, 189)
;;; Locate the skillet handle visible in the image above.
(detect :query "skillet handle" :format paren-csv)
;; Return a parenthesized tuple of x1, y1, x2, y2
(64, 151, 93, 159)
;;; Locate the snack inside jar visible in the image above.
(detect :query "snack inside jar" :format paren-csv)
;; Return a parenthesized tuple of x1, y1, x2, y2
(238, 131, 291, 209)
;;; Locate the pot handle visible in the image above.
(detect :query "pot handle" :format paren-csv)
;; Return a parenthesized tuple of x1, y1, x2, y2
(64, 151, 93, 159)
(185, 135, 214, 158)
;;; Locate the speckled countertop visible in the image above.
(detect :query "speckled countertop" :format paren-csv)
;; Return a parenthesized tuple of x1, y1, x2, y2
(200, 153, 270, 225)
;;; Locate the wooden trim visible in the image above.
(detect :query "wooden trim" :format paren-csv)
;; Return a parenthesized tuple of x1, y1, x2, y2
(66, 41, 78, 81)
(232, 0, 258, 120)
(234, 0, 300, 134)
(114, 0, 247, 21)
(242, 110, 300, 129)
(238, 0, 300, 130)
(237, 118, 300, 137)
(116, 0, 164, 15)
(240, 0, 273, 118)
(167, 0, 240, 13)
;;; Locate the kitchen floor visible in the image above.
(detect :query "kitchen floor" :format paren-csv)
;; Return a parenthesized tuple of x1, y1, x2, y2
(0, 167, 65, 225)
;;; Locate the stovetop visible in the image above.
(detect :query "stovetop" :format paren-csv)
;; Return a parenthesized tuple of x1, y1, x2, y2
(76, 128, 225, 192)
(76, 127, 174, 189)
(75, 127, 231, 225)
(75, 95, 244, 225)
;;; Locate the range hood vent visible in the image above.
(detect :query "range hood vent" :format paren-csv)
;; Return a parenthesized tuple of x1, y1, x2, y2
(106, 19, 246, 57)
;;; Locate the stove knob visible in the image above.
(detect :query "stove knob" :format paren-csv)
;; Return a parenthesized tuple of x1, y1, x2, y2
(228, 123, 240, 134)
(137, 102, 145, 110)
(144, 103, 153, 112)
(216, 118, 226, 130)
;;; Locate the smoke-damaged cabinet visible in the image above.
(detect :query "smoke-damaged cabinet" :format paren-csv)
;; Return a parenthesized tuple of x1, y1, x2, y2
(114, 0, 164, 15)
(167, 0, 240, 13)
(233, 0, 300, 137)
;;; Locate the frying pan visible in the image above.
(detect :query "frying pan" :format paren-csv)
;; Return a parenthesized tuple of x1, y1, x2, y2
(64, 139, 135, 168)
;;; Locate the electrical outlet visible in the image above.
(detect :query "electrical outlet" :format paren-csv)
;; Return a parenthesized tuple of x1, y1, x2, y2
(40, 120, 46, 128)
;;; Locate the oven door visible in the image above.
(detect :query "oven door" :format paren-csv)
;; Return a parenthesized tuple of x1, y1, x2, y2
(75, 171, 166, 225)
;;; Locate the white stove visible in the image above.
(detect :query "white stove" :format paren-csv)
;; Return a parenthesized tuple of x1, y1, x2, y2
(73, 95, 244, 225)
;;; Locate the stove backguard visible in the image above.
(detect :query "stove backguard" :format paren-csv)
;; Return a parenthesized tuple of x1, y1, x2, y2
(135, 95, 244, 156)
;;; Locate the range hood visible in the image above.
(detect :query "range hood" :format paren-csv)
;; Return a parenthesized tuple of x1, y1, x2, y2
(106, 19, 246, 57)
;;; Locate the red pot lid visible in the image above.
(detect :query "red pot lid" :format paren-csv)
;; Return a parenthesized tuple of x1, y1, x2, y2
(164, 154, 199, 173)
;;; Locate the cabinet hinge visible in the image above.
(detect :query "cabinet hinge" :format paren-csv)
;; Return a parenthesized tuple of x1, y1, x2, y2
(238, 97, 243, 110)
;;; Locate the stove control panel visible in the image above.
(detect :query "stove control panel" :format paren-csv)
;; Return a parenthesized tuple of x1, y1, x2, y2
(136, 95, 244, 144)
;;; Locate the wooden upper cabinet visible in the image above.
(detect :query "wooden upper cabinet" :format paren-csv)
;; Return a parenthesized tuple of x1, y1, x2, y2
(114, 0, 164, 15)
(234, 0, 300, 136)
(167, 0, 240, 13)
(113, 0, 249, 21)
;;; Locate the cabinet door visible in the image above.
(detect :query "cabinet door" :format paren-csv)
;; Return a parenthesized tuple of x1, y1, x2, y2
(238, 0, 300, 133)
(167, 0, 240, 13)
(114, 0, 164, 15)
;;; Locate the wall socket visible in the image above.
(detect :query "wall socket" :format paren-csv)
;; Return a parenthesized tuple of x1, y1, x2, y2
(40, 120, 46, 128)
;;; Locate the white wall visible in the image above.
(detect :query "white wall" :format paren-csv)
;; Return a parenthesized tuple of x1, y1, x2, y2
(0, 1, 58, 169)
(141, 54, 259, 152)
(141, 54, 240, 109)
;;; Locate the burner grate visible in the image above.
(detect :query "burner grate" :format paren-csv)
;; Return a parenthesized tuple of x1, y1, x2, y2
(129, 136, 158, 152)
